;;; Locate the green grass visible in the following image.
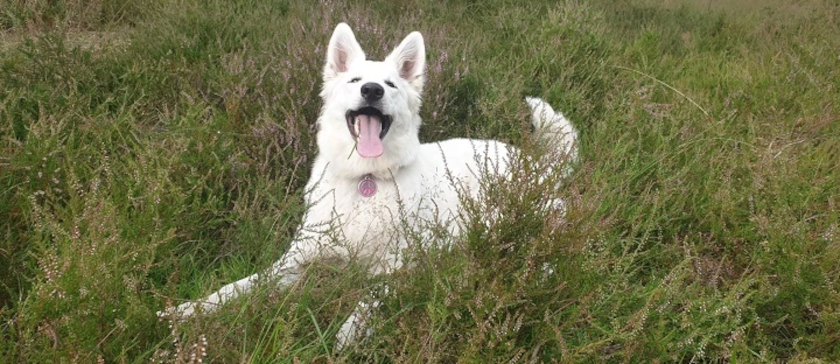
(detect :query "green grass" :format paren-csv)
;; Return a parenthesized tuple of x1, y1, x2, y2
(1, 0, 839, 362)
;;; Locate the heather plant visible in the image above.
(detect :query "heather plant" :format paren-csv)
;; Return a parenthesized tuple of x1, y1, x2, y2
(1, 0, 838, 362)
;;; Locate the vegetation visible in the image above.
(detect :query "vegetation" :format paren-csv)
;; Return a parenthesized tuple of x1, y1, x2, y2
(1, 0, 838, 362)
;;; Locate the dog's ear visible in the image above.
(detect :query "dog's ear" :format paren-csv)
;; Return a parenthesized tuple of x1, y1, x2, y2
(386, 31, 426, 91)
(324, 23, 365, 81)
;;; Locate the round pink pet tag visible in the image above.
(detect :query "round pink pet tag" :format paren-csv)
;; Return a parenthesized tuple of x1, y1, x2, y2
(358, 175, 377, 197)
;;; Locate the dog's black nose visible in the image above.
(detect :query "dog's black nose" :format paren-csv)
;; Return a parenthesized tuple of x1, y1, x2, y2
(360, 82, 384, 102)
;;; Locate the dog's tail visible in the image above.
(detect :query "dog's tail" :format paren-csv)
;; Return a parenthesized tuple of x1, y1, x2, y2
(525, 97, 579, 166)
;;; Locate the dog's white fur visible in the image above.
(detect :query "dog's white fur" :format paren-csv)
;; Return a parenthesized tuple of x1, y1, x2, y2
(165, 23, 578, 349)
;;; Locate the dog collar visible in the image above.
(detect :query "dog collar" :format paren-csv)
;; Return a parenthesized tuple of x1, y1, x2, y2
(358, 174, 377, 197)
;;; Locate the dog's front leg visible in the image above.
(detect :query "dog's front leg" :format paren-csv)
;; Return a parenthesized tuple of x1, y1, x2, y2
(334, 281, 394, 351)
(334, 244, 407, 350)
(163, 242, 313, 318)
(335, 298, 381, 351)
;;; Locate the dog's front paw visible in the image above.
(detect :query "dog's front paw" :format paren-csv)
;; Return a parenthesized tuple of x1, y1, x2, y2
(156, 301, 198, 321)
(334, 300, 379, 351)
(335, 311, 366, 351)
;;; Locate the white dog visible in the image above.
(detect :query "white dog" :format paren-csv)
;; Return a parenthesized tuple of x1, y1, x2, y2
(166, 23, 578, 349)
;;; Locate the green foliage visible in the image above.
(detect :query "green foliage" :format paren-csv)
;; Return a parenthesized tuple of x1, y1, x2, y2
(1, 0, 839, 362)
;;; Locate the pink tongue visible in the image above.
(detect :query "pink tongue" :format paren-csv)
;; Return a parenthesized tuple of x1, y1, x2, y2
(356, 114, 383, 158)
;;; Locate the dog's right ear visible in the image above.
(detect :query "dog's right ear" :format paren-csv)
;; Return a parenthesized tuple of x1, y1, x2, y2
(324, 23, 365, 81)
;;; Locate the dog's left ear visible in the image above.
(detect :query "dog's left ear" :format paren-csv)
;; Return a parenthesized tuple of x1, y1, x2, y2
(386, 31, 426, 92)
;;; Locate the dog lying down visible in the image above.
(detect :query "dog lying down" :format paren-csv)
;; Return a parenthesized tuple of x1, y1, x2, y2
(161, 22, 579, 350)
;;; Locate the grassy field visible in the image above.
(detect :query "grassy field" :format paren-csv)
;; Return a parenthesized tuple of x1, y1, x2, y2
(1, 0, 838, 362)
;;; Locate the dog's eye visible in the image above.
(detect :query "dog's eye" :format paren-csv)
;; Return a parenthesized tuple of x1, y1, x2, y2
(384, 80, 396, 88)
(349, 77, 361, 83)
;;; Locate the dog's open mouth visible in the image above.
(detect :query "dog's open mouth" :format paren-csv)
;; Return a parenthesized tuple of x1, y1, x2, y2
(346, 107, 393, 158)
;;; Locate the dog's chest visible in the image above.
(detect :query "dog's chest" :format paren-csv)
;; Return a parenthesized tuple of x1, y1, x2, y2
(302, 167, 463, 262)
(334, 177, 409, 240)
(304, 174, 412, 254)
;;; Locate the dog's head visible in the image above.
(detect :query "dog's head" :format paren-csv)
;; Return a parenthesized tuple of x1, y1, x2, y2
(318, 23, 425, 174)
